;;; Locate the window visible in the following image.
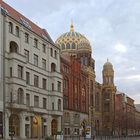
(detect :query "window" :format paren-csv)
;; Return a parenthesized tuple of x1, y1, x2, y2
(26, 72, 30, 85)
(64, 96, 68, 109)
(51, 63, 56, 72)
(25, 33, 29, 43)
(66, 43, 70, 49)
(26, 93, 30, 106)
(15, 26, 19, 37)
(42, 44, 46, 53)
(64, 78, 68, 89)
(34, 95, 39, 107)
(95, 93, 100, 111)
(43, 98, 47, 109)
(42, 78, 46, 90)
(58, 99, 61, 111)
(61, 43, 65, 50)
(18, 65, 23, 79)
(52, 102, 54, 110)
(34, 54, 38, 66)
(9, 22, 13, 33)
(42, 59, 46, 70)
(24, 49, 29, 62)
(10, 67, 12, 77)
(52, 83, 54, 91)
(57, 81, 61, 92)
(17, 88, 24, 104)
(34, 75, 39, 87)
(50, 48, 53, 57)
(104, 103, 110, 112)
(34, 38, 38, 48)
(54, 50, 57, 59)
(10, 41, 18, 53)
(72, 43, 75, 49)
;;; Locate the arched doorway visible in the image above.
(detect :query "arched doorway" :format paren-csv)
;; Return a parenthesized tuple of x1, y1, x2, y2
(9, 114, 20, 137)
(51, 119, 57, 136)
(32, 116, 38, 138)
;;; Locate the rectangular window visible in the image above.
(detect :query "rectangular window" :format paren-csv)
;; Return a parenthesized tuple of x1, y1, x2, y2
(52, 102, 54, 110)
(25, 33, 29, 43)
(10, 67, 12, 77)
(54, 50, 57, 59)
(26, 72, 30, 85)
(50, 48, 53, 57)
(15, 26, 19, 37)
(26, 93, 30, 106)
(57, 81, 61, 92)
(43, 98, 47, 109)
(24, 49, 29, 62)
(42, 78, 47, 90)
(18, 65, 23, 79)
(42, 59, 46, 70)
(34, 54, 38, 66)
(34, 95, 39, 107)
(34, 38, 38, 48)
(42, 44, 46, 53)
(34, 75, 39, 87)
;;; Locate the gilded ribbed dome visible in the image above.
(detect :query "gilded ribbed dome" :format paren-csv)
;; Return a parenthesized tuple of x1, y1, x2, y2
(103, 59, 113, 70)
(55, 23, 91, 52)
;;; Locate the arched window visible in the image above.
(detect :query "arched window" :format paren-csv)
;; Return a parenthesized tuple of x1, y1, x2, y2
(9, 22, 13, 33)
(66, 43, 70, 49)
(17, 88, 24, 104)
(51, 63, 56, 72)
(61, 43, 65, 50)
(9, 41, 18, 53)
(72, 42, 76, 49)
(58, 99, 61, 111)
(15, 26, 19, 37)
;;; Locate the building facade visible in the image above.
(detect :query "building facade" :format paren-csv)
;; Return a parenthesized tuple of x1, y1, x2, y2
(0, 1, 63, 139)
(56, 23, 95, 138)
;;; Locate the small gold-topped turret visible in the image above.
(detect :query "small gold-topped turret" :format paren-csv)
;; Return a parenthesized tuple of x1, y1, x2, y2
(70, 21, 74, 32)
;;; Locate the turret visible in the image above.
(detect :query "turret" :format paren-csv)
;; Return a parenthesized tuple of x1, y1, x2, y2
(102, 59, 114, 86)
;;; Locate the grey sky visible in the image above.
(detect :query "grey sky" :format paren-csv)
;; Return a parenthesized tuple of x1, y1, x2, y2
(3, 0, 140, 103)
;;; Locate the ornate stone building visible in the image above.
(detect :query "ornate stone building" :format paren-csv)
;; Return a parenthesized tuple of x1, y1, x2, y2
(56, 23, 95, 138)
(56, 24, 117, 138)
(0, 1, 63, 139)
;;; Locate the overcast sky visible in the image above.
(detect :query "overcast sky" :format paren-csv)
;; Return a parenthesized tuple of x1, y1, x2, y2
(3, 0, 140, 104)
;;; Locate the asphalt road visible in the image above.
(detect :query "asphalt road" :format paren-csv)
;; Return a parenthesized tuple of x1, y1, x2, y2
(94, 136, 140, 140)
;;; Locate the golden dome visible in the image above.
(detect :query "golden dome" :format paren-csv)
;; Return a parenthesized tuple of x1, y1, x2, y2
(103, 59, 113, 70)
(55, 23, 91, 52)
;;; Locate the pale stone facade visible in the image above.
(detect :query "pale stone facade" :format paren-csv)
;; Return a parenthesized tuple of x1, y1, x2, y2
(0, 1, 63, 139)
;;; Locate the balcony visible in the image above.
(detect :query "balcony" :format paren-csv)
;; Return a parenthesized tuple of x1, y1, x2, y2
(8, 52, 26, 63)
(7, 102, 27, 111)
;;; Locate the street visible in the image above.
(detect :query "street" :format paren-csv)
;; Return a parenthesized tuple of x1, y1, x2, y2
(94, 136, 140, 140)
